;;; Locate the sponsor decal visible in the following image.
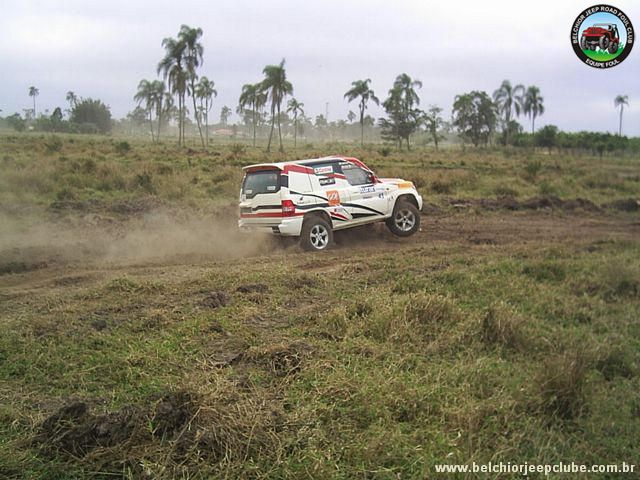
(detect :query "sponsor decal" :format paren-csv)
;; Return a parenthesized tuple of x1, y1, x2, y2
(314, 165, 334, 175)
(360, 186, 376, 194)
(571, 4, 634, 68)
(267, 185, 276, 191)
(319, 177, 336, 186)
(326, 190, 341, 206)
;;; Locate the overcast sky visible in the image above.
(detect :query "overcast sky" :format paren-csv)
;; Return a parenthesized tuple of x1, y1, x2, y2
(1, 0, 638, 135)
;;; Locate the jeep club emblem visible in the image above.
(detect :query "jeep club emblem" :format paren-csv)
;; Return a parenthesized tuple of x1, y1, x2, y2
(571, 5, 634, 68)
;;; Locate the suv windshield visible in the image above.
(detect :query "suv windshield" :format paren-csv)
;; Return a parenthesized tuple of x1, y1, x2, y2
(242, 170, 281, 198)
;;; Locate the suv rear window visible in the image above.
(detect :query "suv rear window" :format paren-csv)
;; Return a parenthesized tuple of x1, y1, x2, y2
(242, 170, 281, 198)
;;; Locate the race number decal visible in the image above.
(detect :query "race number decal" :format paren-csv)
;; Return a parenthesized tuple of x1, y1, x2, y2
(326, 190, 340, 206)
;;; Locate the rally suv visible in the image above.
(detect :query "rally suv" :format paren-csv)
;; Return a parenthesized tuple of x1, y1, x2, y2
(580, 23, 620, 54)
(238, 156, 423, 251)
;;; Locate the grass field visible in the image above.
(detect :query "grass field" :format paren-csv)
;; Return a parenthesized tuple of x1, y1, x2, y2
(0, 133, 639, 478)
(583, 44, 624, 62)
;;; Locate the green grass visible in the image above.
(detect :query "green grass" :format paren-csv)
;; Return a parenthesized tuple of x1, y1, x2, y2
(1, 132, 639, 213)
(0, 133, 639, 478)
(583, 43, 624, 62)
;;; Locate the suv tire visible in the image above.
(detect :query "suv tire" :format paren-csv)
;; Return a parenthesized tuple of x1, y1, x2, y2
(300, 215, 333, 251)
(386, 201, 420, 237)
(599, 36, 609, 50)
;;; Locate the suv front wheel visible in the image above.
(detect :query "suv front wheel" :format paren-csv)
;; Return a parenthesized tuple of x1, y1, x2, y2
(386, 201, 421, 237)
(300, 215, 333, 251)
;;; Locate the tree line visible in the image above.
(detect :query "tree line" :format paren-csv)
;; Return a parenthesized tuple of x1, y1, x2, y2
(3, 24, 634, 153)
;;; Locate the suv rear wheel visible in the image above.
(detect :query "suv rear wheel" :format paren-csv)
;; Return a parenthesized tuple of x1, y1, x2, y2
(300, 215, 333, 251)
(386, 201, 420, 237)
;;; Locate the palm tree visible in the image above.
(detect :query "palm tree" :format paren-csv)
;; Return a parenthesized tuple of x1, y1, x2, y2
(220, 106, 231, 127)
(347, 110, 356, 123)
(239, 83, 262, 147)
(493, 80, 524, 144)
(158, 36, 187, 146)
(523, 86, 544, 133)
(286, 98, 304, 148)
(151, 80, 166, 141)
(614, 95, 629, 136)
(260, 59, 293, 152)
(195, 76, 217, 147)
(66, 91, 78, 110)
(28, 86, 39, 118)
(134, 79, 159, 141)
(344, 79, 379, 146)
(179, 25, 205, 148)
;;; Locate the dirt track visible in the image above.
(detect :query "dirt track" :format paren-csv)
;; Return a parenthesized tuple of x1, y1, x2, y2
(1, 210, 638, 298)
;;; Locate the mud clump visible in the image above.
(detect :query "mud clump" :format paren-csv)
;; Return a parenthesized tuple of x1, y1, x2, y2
(236, 283, 269, 294)
(35, 401, 140, 457)
(151, 391, 197, 437)
(33, 389, 284, 474)
(200, 291, 230, 309)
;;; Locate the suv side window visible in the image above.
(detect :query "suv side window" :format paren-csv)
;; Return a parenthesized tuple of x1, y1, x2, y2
(342, 165, 372, 186)
(307, 161, 342, 188)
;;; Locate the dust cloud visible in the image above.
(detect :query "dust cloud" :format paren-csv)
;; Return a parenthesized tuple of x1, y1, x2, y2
(0, 208, 277, 269)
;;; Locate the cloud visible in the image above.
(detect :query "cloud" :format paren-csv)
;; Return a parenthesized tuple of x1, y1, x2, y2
(0, 0, 638, 134)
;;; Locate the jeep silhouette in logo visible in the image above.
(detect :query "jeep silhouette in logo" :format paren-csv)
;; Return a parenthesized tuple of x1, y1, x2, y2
(580, 23, 620, 54)
(571, 4, 634, 68)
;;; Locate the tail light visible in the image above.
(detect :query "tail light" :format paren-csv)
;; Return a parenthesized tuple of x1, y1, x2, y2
(281, 199, 296, 216)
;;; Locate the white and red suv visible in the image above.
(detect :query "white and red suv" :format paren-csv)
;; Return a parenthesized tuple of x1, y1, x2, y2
(238, 155, 423, 250)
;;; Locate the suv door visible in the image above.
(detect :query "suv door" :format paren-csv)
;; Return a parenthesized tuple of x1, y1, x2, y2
(303, 160, 353, 226)
(340, 162, 390, 221)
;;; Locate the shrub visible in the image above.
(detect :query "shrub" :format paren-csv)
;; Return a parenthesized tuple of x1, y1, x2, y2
(70, 98, 112, 134)
(534, 350, 589, 419)
(378, 147, 392, 157)
(523, 159, 542, 181)
(134, 172, 155, 193)
(481, 303, 524, 350)
(44, 136, 63, 154)
(114, 141, 131, 155)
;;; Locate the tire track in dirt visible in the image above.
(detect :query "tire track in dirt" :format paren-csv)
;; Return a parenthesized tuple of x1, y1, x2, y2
(0, 211, 638, 298)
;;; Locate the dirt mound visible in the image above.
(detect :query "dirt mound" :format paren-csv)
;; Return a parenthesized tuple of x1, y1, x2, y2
(33, 389, 283, 474)
(603, 198, 639, 212)
(236, 283, 269, 293)
(200, 291, 230, 309)
(151, 391, 197, 437)
(35, 401, 140, 457)
(447, 196, 601, 212)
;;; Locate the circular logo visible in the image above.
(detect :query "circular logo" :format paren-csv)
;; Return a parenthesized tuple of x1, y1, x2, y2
(571, 4, 634, 68)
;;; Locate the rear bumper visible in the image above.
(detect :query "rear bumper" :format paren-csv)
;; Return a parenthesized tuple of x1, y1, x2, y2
(238, 216, 304, 236)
